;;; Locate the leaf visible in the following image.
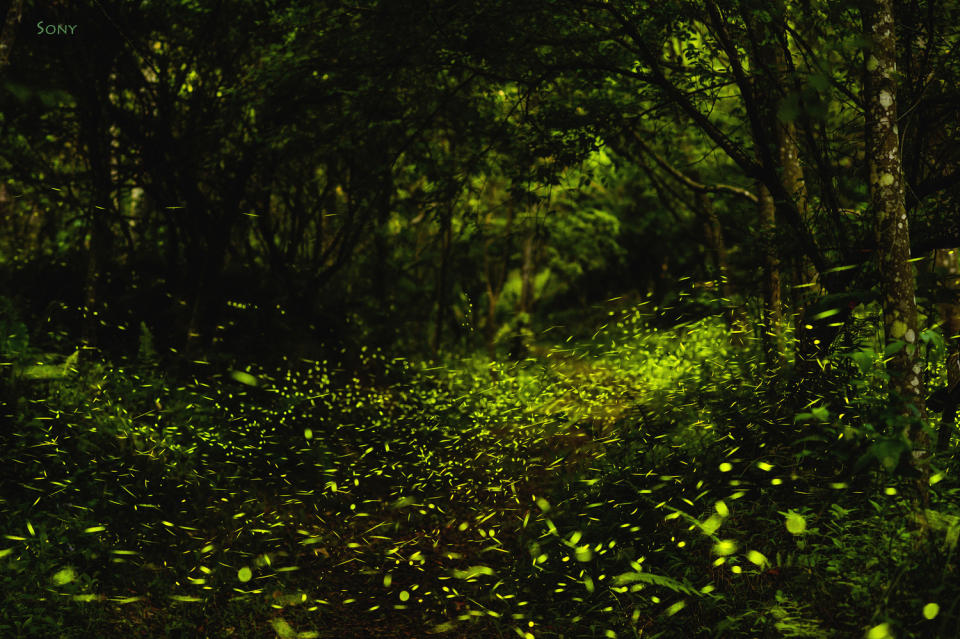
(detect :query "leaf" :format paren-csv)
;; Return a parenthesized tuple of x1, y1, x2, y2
(777, 95, 801, 123)
(785, 512, 806, 535)
(700, 515, 723, 536)
(432, 621, 458, 633)
(21, 362, 66, 380)
(850, 350, 876, 373)
(270, 618, 296, 638)
(63, 349, 80, 374)
(883, 340, 906, 357)
(872, 438, 906, 472)
(611, 571, 700, 596)
(51, 566, 77, 585)
(808, 73, 830, 92)
(946, 522, 960, 552)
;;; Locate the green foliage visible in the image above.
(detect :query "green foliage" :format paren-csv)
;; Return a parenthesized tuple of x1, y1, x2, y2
(3, 293, 960, 638)
(0, 295, 29, 363)
(3, 0, 960, 636)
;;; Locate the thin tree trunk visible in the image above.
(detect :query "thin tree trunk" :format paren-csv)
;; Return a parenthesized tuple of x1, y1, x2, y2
(510, 227, 535, 361)
(518, 229, 534, 317)
(0, 0, 23, 71)
(935, 248, 960, 453)
(778, 119, 819, 371)
(80, 80, 117, 355)
(743, 4, 799, 372)
(485, 280, 498, 363)
(433, 206, 453, 355)
(758, 182, 784, 367)
(482, 197, 514, 364)
(863, 0, 928, 492)
(695, 190, 747, 347)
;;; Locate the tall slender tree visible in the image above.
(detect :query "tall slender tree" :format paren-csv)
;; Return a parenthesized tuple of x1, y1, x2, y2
(862, 0, 927, 466)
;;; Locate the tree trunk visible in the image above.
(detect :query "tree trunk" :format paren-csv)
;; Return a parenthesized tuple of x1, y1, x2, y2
(79, 78, 117, 355)
(0, 0, 23, 71)
(184, 210, 228, 355)
(510, 226, 535, 361)
(778, 119, 820, 372)
(935, 248, 960, 453)
(485, 278, 498, 363)
(481, 196, 514, 363)
(433, 206, 453, 355)
(694, 189, 748, 347)
(863, 0, 928, 487)
(81, 214, 110, 351)
(743, 4, 802, 372)
(518, 229, 534, 317)
(758, 182, 785, 368)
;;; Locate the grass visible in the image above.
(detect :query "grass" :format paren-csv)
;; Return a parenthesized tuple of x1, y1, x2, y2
(3, 301, 960, 638)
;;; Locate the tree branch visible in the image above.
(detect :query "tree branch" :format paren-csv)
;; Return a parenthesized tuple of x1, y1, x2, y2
(627, 129, 758, 203)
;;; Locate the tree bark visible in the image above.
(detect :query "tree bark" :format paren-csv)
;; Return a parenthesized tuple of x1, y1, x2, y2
(694, 189, 748, 347)
(758, 182, 785, 367)
(0, 0, 23, 71)
(433, 205, 453, 355)
(935, 248, 960, 453)
(742, 1, 802, 372)
(510, 225, 536, 361)
(778, 118, 819, 372)
(78, 76, 117, 355)
(863, 0, 928, 485)
(481, 196, 514, 363)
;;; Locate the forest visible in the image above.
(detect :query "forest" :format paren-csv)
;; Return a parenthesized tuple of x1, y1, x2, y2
(2, 0, 960, 637)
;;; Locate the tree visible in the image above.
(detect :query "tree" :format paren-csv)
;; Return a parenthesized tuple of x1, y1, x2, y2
(0, 0, 22, 72)
(862, 0, 927, 475)
(932, 249, 960, 452)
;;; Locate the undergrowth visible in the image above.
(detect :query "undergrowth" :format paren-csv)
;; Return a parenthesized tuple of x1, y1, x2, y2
(1, 299, 960, 638)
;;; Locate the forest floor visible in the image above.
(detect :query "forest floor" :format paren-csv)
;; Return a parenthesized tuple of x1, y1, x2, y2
(4, 313, 960, 638)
